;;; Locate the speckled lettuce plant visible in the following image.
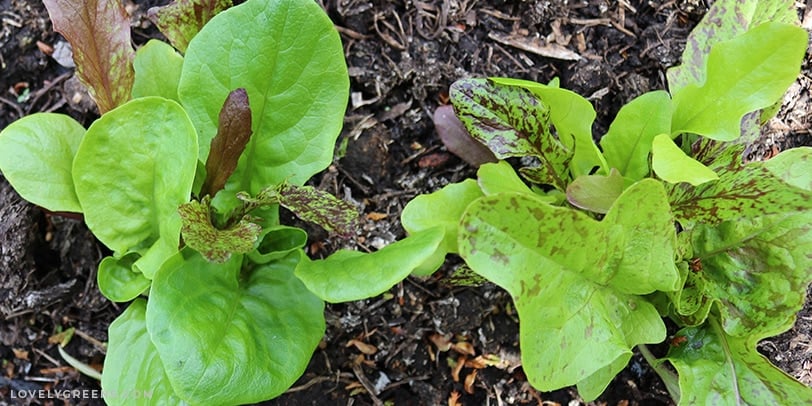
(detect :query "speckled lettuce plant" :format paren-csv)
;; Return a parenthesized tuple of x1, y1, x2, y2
(403, 0, 812, 403)
(0, 0, 441, 404)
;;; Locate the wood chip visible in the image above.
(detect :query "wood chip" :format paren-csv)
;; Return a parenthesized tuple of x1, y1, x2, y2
(488, 32, 581, 61)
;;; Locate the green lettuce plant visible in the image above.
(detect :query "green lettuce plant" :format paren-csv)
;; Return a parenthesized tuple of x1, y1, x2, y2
(405, 0, 812, 403)
(0, 0, 442, 404)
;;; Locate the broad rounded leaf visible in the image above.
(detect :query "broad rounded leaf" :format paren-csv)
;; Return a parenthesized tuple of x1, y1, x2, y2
(295, 227, 444, 302)
(178, 0, 349, 190)
(0, 113, 85, 212)
(652, 134, 718, 186)
(690, 212, 812, 338)
(667, 322, 812, 405)
(73, 97, 198, 277)
(132, 40, 184, 102)
(671, 22, 807, 141)
(147, 251, 324, 404)
(402, 179, 483, 254)
(97, 253, 150, 302)
(102, 299, 187, 405)
(764, 147, 812, 191)
(458, 181, 678, 399)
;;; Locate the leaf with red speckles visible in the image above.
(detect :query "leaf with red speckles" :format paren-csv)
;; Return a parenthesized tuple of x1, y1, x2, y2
(274, 183, 359, 237)
(148, 0, 232, 53)
(178, 196, 261, 263)
(43, 0, 135, 113)
(458, 180, 679, 401)
(450, 78, 571, 190)
(666, 148, 812, 228)
(667, 321, 812, 405)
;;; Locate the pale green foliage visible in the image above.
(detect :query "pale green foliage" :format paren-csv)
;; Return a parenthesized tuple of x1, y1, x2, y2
(0, 113, 85, 212)
(410, 1, 812, 402)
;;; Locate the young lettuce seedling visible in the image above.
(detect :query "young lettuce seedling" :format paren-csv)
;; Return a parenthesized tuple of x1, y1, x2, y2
(0, 0, 443, 404)
(405, 0, 812, 403)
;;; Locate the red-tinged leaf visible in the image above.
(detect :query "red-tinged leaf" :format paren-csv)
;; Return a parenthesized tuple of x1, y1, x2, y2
(201, 88, 253, 197)
(275, 183, 359, 237)
(148, 0, 232, 53)
(178, 197, 261, 263)
(433, 105, 497, 167)
(43, 0, 135, 113)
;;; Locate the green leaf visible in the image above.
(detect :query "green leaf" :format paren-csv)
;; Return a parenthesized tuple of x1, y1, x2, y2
(178, 197, 261, 263)
(97, 253, 150, 302)
(248, 226, 307, 264)
(491, 77, 607, 177)
(178, 0, 349, 190)
(147, 250, 324, 404)
(671, 22, 807, 141)
(763, 147, 812, 191)
(666, 321, 812, 405)
(0, 113, 84, 212)
(73, 97, 198, 278)
(667, 0, 799, 96)
(200, 88, 253, 197)
(132, 40, 184, 102)
(295, 227, 444, 302)
(147, 0, 232, 53)
(566, 168, 625, 214)
(668, 153, 812, 227)
(401, 179, 483, 275)
(476, 161, 532, 196)
(652, 134, 719, 186)
(689, 212, 812, 338)
(43, 0, 134, 113)
(102, 299, 187, 406)
(600, 91, 672, 180)
(402, 179, 483, 254)
(458, 180, 679, 399)
(450, 78, 571, 190)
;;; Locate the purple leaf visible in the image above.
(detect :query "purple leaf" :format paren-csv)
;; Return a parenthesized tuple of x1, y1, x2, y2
(433, 105, 497, 167)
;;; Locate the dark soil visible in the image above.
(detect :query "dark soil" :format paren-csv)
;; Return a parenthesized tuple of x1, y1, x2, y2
(1, 1, 811, 405)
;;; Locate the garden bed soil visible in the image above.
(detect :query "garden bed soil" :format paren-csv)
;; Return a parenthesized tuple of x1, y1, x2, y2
(1, 0, 812, 405)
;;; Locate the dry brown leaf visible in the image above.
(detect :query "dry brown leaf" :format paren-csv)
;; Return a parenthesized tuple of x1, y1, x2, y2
(430, 333, 453, 352)
(346, 339, 378, 355)
(12, 348, 28, 360)
(451, 341, 475, 356)
(448, 390, 462, 406)
(451, 355, 466, 382)
(463, 369, 478, 394)
(366, 212, 388, 221)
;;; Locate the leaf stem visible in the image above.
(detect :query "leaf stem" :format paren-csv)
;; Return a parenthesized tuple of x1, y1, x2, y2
(638, 344, 681, 403)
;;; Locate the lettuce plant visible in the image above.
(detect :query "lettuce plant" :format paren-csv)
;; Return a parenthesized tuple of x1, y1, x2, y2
(0, 0, 442, 404)
(404, 0, 812, 403)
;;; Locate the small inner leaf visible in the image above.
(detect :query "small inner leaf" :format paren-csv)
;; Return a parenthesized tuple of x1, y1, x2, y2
(178, 196, 261, 263)
(201, 88, 253, 197)
(652, 134, 719, 186)
(147, 0, 232, 53)
(566, 168, 625, 214)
